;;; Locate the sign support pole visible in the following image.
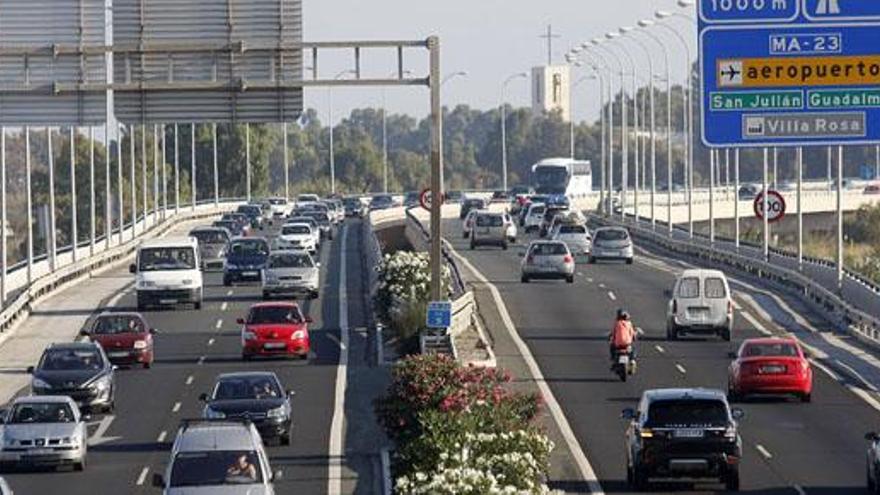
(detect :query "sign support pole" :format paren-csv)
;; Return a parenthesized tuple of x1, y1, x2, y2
(191, 123, 196, 211)
(734, 148, 740, 250)
(213, 124, 219, 207)
(47, 128, 57, 271)
(70, 128, 77, 262)
(89, 127, 95, 255)
(428, 36, 444, 301)
(763, 147, 769, 261)
(141, 125, 147, 232)
(25, 126, 33, 284)
(174, 123, 180, 215)
(1, 127, 6, 304)
(797, 146, 803, 270)
(709, 148, 715, 244)
(837, 145, 844, 291)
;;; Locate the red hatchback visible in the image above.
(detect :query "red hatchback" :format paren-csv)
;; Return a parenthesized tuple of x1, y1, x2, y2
(82, 312, 156, 368)
(239, 302, 312, 360)
(727, 338, 812, 402)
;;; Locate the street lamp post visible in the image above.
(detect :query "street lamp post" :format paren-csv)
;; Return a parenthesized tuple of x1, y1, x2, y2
(328, 69, 355, 196)
(578, 47, 615, 216)
(501, 72, 528, 192)
(591, 40, 628, 220)
(570, 75, 596, 160)
(606, 33, 641, 222)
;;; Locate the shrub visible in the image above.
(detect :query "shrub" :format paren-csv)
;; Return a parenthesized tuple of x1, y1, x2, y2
(374, 251, 450, 343)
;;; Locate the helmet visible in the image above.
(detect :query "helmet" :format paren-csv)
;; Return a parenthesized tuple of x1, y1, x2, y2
(617, 309, 629, 320)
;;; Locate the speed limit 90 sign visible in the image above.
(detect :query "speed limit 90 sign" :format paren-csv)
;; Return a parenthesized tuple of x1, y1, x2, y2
(753, 190, 786, 223)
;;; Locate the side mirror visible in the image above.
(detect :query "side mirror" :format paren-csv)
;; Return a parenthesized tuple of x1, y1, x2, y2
(731, 407, 745, 420)
(621, 408, 637, 420)
(111, 365, 119, 371)
(26, 366, 34, 374)
(152, 473, 166, 488)
(316, 262, 322, 268)
(149, 328, 159, 335)
(727, 351, 738, 359)
(236, 318, 245, 325)
(79, 329, 90, 337)
(663, 289, 672, 298)
(129, 264, 137, 274)
(272, 469, 284, 481)
(866, 432, 879, 442)
(81, 413, 92, 422)
(287, 389, 296, 397)
(305, 316, 314, 324)
(198, 393, 209, 402)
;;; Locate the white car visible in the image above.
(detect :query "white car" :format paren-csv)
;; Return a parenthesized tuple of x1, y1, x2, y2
(552, 223, 591, 259)
(524, 203, 546, 234)
(666, 269, 734, 341)
(276, 223, 317, 254)
(295, 193, 320, 210)
(266, 197, 289, 219)
(503, 212, 518, 243)
(262, 250, 320, 300)
(131, 237, 203, 310)
(462, 209, 482, 239)
(590, 226, 634, 264)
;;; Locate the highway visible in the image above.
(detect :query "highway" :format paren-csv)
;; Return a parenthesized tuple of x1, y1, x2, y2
(0, 218, 371, 495)
(444, 217, 880, 494)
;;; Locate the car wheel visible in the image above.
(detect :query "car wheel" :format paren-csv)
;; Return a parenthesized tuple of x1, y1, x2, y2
(801, 392, 812, 403)
(194, 300, 202, 310)
(104, 402, 115, 414)
(262, 291, 271, 300)
(626, 258, 634, 265)
(502, 243, 508, 251)
(868, 463, 879, 494)
(667, 324, 678, 341)
(74, 458, 86, 472)
(281, 432, 291, 446)
(143, 361, 152, 370)
(470, 241, 476, 250)
(725, 466, 740, 491)
(242, 353, 252, 361)
(721, 327, 732, 342)
(632, 465, 648, 490)
(223, 277, 231, 287)
(588, 257, 595, 264)
(566, 275, 574, 284)
(727, 384, 739, 403)
(521, 275, 529, 284)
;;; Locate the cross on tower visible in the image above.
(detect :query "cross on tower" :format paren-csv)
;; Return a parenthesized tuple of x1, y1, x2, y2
(539, 24, 561, 66)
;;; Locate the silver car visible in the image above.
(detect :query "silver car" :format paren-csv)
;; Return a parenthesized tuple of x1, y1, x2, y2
(261, 251, 320, 300)
(552, 223, 592, 260)
(590, 226, 634, 264)
(520, 241, 575, 284)
(471, 212, 509, 250)
(153, 419, 280, 495)
(190, 227, 231, 271)
(0, 396, 88, 471)
(666, 269, 734, 341)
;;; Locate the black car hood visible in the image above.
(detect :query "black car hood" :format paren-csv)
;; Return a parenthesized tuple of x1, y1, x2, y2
(36, 369, 104, 389)
(226, 253, 268, 266)
(208, 398, 287, 415)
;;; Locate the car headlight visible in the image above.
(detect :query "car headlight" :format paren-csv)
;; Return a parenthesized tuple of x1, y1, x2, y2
(181, 279, 193, 286)
(226, 263, 239, 270)
(133, 340, 148, 350)
(3, 436, 17, 447)
(264, 272, 279, 283)
(91, 375, 111, 391)
(204, 407, 226, 419)
(291, 330, 305, 340)
(32, 377, 51, 390)
(242, 331, 257, 341)
(139, 280, 156, 288)
(266, 405, 287, 419)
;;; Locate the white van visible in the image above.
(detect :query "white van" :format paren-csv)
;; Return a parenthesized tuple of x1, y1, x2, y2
(130, 237, 203, 311)
(666, 269, 733, 341)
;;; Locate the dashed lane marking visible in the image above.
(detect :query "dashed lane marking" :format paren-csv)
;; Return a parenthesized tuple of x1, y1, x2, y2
(215, 319, 223, 329)
(172, 402, 181, 413)
(608, 291, 617, 301)
(185, 375, 193, 386)
(328, 225, 350, 495)
(636, 327, 645, 336)
(207, 338, 215, 346)
(655, 345, 666, 354)
(225, 290, 233, 296)
(675, 364, 687, 374)
(157, 431, 166, 443)
(220, 302, 228, 311)
(197, 355, 205, 365)
(756, 444, 773, 459)
(136, 467, 149, 486)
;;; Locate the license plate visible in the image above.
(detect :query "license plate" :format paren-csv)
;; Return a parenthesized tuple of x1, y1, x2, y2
(27, 449, 54, 455)
(480, 228, 490, 234)
(264, 343, 286, 350)
(618, 355, 629, 365)
(674, 429, 705, 439)
(108, 351, 129, 358)
(761, 365, 785, 374)
(159, 299, 177, 305)
(243, 271, 259, 277)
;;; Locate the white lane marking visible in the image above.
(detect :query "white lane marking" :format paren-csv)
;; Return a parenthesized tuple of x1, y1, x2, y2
(215, 318, 223, 329)
(599, 283, 606, 289)
(655, 345, 666, 354)
(136, 466, 150, 486)
(587, 277, 594, 283)
(450, 247, 605, 493)
(197, 355, 205, 365)
(157, 430, 167, 443)
(794, 484, 806, 495)
(636, 327, 645, 336)
(577, 272, 585, 278)
(220, 302, 228, 311)
(326, 333, 346, 351)
(739, 309, 773, 337)
(185, 375, 193, 386)
(675, 363, 687, 374)
(607, 291, 616, 301)
(172, 402, 181, 413)
(835, 359, 880, 392)
(225, 290, 233, 296)
(88, 415, 122, 446)
(328, 225, 350, 495)
(207, 338, 215, 346)
(756, 444, 773, 459)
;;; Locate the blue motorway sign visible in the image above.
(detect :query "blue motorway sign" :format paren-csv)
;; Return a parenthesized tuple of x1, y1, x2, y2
(700, 0, 880, 147)
(426, 301, 452, 329)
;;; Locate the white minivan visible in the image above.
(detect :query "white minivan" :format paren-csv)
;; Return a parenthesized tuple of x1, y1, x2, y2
(666, 269, 733, 341)
(130, 237, 203, 311)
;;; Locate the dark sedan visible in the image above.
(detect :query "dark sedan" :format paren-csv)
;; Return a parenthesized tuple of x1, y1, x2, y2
(200, 372, 294, 445)
(29, 342, 116, 413)
(223, 237, 270, 286)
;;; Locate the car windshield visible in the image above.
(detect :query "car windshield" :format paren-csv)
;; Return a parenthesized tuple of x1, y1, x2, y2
(531, 206, 546, 215)
(229, 240, 269, 256)
(530, 243, 568, 256)
(8, 402, 76, 424)
(297, 195, 318, 202)
(290, 218, 317, 228)
(191, 231, 227, 244)
(646, 399, 729, 427)
(705, 277, 727, 299)
(595, 229, 628, 241)
(138, 247, 196, 271)
(268, 199, 286, 205)
(222, 214, 246, 223)
(40, 348, 103, 371)
(247, 306, 303, 324)
(677, 277, 700, 298)
(533, 166, 569, 195)
(559, 225, 587, 235)
(237, 206, 260, 217)
(742, 343, 799, 358)
(268, 253, 314, 269)
(213, 221, 238, 232)
(282, 225, 311, 236)
(92, 315, 145, 335)
(213, 376, 282, 400)
(476, 215, 503, 227)
(169, 451, 264, 487)
(311, 213, 330, 223)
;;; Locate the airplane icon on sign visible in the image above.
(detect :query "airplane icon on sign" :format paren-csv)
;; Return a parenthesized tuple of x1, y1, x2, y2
(718, 60, 743, 87)
(721, 66, 741, 82)
(816, 0, 841, 15)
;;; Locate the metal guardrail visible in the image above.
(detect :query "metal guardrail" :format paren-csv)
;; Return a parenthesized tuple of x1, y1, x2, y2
(0, 200, 244, 338)
(595, 214, 880, 350)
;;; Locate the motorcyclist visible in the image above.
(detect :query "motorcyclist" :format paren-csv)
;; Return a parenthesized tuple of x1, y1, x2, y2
(609, 309, 637, 362)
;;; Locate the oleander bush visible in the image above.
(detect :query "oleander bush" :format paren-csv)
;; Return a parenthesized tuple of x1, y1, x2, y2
(375, 251, 450, 346)
(375, 354, 553, 494)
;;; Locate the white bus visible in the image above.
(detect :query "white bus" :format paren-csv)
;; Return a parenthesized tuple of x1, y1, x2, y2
(531, 158, 592, 198)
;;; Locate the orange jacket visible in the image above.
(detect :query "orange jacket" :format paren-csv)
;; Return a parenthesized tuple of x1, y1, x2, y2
(611, 319, 636, 348)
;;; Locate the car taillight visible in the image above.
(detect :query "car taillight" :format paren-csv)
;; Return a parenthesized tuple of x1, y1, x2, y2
(563, 255, 573, 264)
(728, 300, 734, 314)
(672, 299, 678, 314)
(800, 360, 810, 374)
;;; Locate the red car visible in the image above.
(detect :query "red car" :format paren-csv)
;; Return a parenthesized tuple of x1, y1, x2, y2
(727, 337, 812, 402)
(82, 312, 156, 368)
(239, 302, 312, 360)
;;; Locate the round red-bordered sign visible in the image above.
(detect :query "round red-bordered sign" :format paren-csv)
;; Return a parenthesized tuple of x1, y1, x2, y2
(419, 188, 432, 212)
(753, 190, 786, 223)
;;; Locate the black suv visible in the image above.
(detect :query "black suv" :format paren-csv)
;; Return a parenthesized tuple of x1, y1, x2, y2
(622, 388, 744, 491)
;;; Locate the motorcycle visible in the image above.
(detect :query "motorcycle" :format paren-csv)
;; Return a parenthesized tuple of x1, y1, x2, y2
(612, 345, 637, 382)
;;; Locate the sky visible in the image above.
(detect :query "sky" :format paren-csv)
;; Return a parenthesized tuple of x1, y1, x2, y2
(303, 0, 695, 124)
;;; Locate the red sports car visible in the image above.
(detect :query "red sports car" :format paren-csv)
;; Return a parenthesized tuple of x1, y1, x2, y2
(82, 312, 156, 368)
(239, 302, 311, 360)
(727, 337, 812, 402)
